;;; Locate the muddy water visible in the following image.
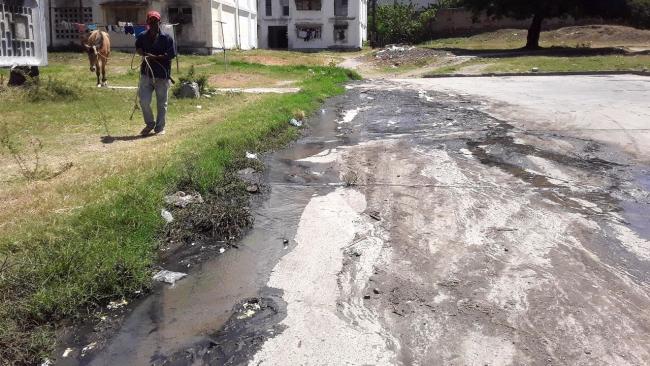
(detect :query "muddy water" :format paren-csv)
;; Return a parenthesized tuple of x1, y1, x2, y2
(57, 99, 350, 366)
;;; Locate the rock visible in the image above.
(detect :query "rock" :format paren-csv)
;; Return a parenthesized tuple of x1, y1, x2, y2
(289, 118, 303, 127)
(373, 288, 381, 294)
(531, 67, 540, 73)
(62, 348, 73, 358)
(178, 81, 200, 99)
(363, 295, 371, 299)
(246, 184, 259, 193)
(164, 191, 204, 208)
(245, 151, 258, 160)
(8, 65, 39, 86)
(153, 270, 187, 285)
(161, 209, 174, 223)
(369, 212, 381, 221)
(584, 349, 592, 355)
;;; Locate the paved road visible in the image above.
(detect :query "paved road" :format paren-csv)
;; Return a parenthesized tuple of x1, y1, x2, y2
(76, 75, 650, 366)
(247, 76, 650, 365)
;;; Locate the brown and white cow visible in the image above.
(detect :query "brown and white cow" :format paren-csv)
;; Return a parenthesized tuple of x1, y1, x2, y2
(82, 30, 111, 87)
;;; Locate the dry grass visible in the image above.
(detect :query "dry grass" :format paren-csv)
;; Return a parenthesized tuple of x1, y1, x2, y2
(424, 25, 650, 50)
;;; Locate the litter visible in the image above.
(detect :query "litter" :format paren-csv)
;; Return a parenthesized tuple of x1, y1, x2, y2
(161, 209, 174, 223)
(164, 191, 204, 208)
(237, 300, 262, 319)
(153, 269, 187, 285)
(81, 342, 97, 356)
(289, 118, 303, 127)
(107, 299, 128, 309)
(196, 105, 202, 109)
(40, 359, 53, 366)
(246, 184, 260, 193)
(62, 348, 73, 358)
(246, 151, 258, 160)
(219, 248, 226, 254)
(531, 67, 540, 73)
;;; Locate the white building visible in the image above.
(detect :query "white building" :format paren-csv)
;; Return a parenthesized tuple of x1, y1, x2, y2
(44, 0, 257, 53)
(258, 0, 368, 50)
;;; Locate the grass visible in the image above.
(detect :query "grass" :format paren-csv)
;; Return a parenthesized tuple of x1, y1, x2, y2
(423, 25, 650, 50)
(425, 54, 650, 75)
(0, 51, 359, 364)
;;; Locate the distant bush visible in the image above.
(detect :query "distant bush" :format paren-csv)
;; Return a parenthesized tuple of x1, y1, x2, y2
(26, 78, 79, 102)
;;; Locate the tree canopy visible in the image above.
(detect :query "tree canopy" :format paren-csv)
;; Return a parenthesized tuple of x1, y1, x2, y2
(458, 0, 644, 48)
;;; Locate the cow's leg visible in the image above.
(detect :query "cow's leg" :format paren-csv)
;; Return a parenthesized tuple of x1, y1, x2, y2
(101, 58, 108, 87)
(95, 63, 101, 87)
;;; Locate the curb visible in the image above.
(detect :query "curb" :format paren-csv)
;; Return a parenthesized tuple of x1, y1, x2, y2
(422, 71, 650, 78)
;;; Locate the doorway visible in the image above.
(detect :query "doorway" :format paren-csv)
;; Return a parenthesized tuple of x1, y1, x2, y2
(268, 26, 288, 49)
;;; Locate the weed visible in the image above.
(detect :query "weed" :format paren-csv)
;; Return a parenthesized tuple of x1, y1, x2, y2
(173, 65, 211, 97)
(26, 78, 79, 102)
(293, 109, 306, 121)
(343, 170, 360, 187)
(0, 123, 73, 181)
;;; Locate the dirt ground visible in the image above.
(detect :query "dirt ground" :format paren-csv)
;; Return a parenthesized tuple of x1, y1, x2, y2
(349, 25, 650, 78)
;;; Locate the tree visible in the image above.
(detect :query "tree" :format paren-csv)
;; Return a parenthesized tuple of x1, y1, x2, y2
(458, 0, 632, 49)
(371, 4, 437, 45)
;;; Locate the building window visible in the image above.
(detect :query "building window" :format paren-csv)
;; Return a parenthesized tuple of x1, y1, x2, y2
(265, 0, 272, 16)
(169, 7, 192, 24)
(296, 25, 321, 41)
(295, 0, 321, 11)
(283, 5, 290, 16)
(334, 0, 348, 17)
(334, 24, 348, 43)
(54, 7, 93, 40)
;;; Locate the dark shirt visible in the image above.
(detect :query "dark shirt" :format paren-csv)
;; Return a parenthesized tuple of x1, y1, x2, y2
(135, 30, 176, 79)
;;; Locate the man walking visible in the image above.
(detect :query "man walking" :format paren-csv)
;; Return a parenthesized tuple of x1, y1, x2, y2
(136, 10, 176, 136)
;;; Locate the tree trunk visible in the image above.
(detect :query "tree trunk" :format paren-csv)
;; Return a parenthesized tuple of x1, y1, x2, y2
(525, 14, 544, 49)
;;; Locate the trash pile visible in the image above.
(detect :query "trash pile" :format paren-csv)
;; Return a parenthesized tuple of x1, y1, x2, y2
(373, 44, 448, 67)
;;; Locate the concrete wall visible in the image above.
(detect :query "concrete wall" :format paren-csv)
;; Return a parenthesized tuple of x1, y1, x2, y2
(258, 0, 367, 50)
(430, 8, 604, 37)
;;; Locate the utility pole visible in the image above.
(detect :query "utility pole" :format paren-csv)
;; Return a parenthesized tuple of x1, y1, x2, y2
(371, 0, 377, 48)
(215, 20, 228, 71)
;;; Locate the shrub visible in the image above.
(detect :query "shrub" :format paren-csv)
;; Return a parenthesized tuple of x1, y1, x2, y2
(173, 65, 210, 97)
(26, 78, 79, 102)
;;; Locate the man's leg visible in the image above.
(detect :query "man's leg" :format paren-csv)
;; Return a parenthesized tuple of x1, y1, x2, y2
(138, 75, 155, 133)
(154, 79, 170, 133)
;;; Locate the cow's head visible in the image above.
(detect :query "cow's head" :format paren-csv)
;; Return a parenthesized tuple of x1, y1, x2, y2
(84, 43, 99, 72)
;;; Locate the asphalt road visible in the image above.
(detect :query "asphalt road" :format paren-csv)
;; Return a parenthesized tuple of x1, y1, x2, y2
(248, 75, 650, 365)
(74, 75, 650, 366)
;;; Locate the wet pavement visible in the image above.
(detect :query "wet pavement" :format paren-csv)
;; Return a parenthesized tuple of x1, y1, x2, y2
(58, 75, 650, 365)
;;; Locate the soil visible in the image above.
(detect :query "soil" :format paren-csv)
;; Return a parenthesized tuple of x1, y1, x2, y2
(208, 72, 292, 89)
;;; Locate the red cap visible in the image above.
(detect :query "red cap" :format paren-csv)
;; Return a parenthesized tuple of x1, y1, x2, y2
(147, 11, 161, 21)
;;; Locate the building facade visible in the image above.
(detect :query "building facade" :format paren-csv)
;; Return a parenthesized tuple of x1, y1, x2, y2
(258, 0, 367, 50)
(44, 0, 257, 53)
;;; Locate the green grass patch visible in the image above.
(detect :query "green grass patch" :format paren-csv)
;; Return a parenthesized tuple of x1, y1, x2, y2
(0, 58, 354, 364)
(425, 54, 650, 75)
